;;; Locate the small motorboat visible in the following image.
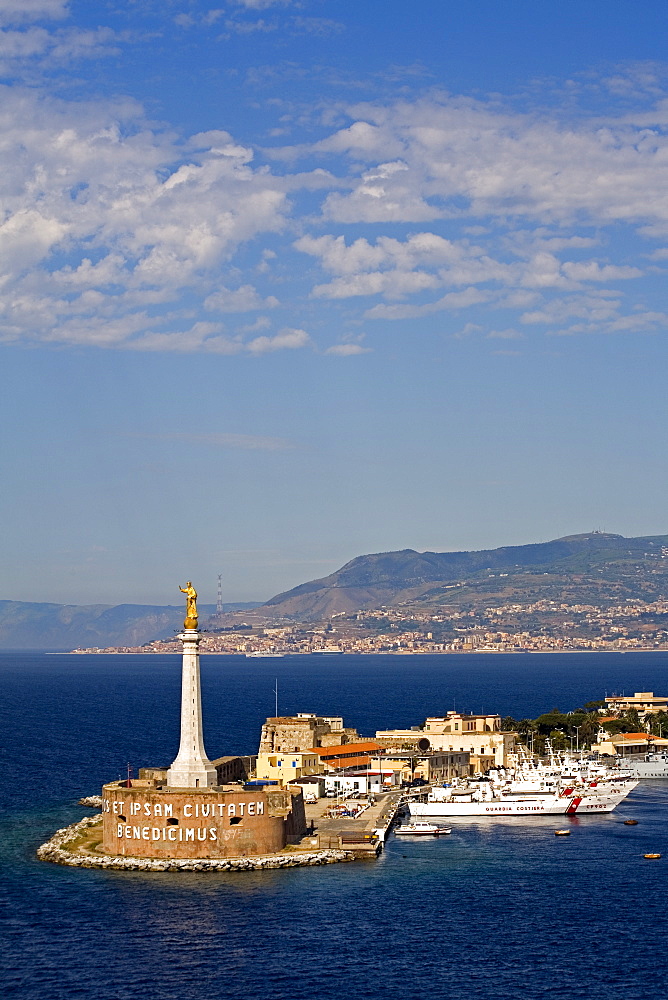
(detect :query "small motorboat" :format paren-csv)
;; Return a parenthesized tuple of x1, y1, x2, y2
(395, 822, 451, 836)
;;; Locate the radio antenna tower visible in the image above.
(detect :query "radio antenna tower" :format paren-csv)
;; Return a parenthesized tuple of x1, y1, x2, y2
(216, 574, 223, 616)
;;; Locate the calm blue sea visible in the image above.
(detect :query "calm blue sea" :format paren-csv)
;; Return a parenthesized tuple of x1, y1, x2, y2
(2, 651, 668, 1000)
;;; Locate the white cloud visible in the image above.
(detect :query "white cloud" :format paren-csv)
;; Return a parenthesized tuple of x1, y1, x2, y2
(0, 87, 292, 350)
(325, 343, 371, 355)
(204, 285, 279, 312)
(233, 0, 290, 7)
(365, 287, 490, 320)
(296, 96, 668, 229)
(520, 294, 622, 326)
(0, 21, 118, 75)
(561, 261, 641, 281)
(246, 327, 311, 354)
(322, 161, 440, 223)
(0, 69, 666, 355)
(0, 0, 68, 25)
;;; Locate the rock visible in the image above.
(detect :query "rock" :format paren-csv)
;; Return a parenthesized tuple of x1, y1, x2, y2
(36, 815, 354, 872)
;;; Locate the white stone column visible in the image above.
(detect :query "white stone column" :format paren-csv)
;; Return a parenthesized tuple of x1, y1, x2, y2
(167, 629, 217, 788)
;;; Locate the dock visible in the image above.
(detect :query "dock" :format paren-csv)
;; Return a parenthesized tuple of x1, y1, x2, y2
(304, 790, 405, 856)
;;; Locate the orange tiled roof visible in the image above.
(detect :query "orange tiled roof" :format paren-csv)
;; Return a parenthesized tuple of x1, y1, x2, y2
(314, 741, 381, 758)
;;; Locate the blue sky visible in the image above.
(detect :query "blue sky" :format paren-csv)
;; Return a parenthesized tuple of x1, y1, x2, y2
(2, 0, 668, 606)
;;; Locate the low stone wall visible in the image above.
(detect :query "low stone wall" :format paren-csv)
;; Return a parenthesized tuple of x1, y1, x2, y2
(37, 815, 353, 872)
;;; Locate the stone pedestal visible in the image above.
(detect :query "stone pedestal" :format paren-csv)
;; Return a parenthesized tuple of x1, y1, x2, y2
(167, 630, 217, 789)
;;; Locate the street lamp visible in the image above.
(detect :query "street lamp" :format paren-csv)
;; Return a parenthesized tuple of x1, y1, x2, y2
(574, 726, 581, 754)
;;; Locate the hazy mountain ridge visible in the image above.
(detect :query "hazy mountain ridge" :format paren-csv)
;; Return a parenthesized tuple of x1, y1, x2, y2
(262, 533, 668, 620)
(0, 601, 258, 649)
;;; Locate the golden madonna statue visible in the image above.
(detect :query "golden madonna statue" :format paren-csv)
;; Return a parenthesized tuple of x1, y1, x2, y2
(180, 581, 198, 629)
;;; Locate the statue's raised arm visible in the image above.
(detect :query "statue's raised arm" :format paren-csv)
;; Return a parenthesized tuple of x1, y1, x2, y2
(179, 581, 198, 628)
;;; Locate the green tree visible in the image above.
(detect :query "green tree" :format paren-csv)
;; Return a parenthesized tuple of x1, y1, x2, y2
(648, 711, 668, 738)
(548, 729, 568, 752)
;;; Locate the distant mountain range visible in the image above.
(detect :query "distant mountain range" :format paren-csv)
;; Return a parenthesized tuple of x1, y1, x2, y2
(0, 602, 259, 649)
(262, 532, 668, 620)
(5, 533, 668, 646)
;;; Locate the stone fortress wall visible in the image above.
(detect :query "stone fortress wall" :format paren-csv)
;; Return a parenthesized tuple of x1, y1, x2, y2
(259, 713, 359, 753)
(102, 780, 306, 860)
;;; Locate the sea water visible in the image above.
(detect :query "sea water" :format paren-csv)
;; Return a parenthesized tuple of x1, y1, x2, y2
(2, 651, 668, 1000)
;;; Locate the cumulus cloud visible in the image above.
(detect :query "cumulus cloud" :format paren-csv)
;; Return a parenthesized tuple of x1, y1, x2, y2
(295, 229, 641, 325)
(305, 96, 668, 228)
(1, 66, 667, 354)
(246, 328, 311, 354)
(0, 87, 295, 350)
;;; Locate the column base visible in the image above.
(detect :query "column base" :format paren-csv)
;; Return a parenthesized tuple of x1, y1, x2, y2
(166, 763, 217, 789)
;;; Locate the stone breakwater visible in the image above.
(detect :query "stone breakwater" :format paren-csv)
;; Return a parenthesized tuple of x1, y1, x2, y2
(37, 815, 354, 872)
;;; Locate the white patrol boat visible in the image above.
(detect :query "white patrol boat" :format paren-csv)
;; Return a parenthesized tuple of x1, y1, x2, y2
(409, 777, 637, 817)
(409, 745, 638, 818)
(614, 752, 668, 779)
(395, 822, 451, 836)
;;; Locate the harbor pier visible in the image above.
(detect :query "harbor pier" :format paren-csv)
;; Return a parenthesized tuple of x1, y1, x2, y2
(304, 789, 404, 856)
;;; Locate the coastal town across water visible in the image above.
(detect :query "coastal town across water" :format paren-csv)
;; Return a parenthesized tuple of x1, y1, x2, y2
(74, 596, 668, 655)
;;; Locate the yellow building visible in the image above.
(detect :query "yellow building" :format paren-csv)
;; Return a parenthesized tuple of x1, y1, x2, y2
(376, 713, 516, 772)
(604, 692, 668, 717)
(255, 751, 323, 784)
(592, 732, 668, 757)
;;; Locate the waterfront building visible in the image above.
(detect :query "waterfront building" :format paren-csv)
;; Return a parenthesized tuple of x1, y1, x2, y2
(604, 692, 668, 718)
(291, 776, 326, 801)
(592, 732, 668, 757)
(256, 751, 323, 784)
(376, 713, 516, 772)
(424, 712, 502, 735)
(376, 751, 470, 783)
(324, 769, 400, 796)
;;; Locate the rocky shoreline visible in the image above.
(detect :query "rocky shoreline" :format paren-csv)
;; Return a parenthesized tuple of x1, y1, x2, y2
(37, 814, 354, 872)
(78, 796, 103, 808)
